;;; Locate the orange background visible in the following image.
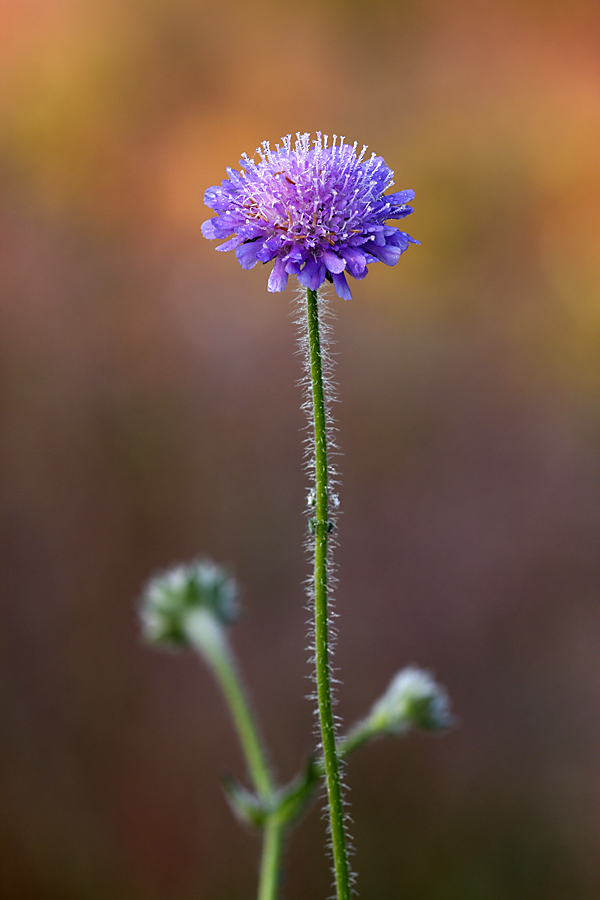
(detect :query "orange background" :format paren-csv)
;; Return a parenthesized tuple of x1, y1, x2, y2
(2, 0, 600, 897)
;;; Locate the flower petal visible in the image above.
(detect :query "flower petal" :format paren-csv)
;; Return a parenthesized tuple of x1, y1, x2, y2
(340, 246, 367, 277)
(267, 257, 289, 292)
(387, 230, 420, 250)
(320, 249, 346, 274)
(387, 206, 413, 220)
(385, 189, 415, 206)
(256, 236, 280, 263)
(332, 271, 352, 300)
(216, 235, 245, 252)
(235, 240, 264, 269)
(201, 218, 221, 239)
(367, 242, 404, 265)
(238, 224, 268, 240)
(297, 257, 327, 290)
(287, 243, 307, 263)
(204, 186, 228, 210)
(256, 247, 277, 263)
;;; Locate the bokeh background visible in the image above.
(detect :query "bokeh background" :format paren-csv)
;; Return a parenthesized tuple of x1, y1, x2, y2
(2, 0, 600, 897)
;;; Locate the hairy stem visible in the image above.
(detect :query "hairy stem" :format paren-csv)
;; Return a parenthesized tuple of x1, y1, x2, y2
(306, 287, 352, 900)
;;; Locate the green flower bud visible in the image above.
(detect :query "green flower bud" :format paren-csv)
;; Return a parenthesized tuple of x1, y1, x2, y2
(140, 560, 239, 649)
(368, 667, 453, 735)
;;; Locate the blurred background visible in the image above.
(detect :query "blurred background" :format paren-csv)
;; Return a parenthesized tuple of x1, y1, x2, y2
(2, 0, 600, 897)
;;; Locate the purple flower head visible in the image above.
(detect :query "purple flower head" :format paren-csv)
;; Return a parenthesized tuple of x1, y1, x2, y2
(202, 133, 419, 300)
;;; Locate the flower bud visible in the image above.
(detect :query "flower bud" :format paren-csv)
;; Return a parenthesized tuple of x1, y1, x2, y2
(140, 560, 239, 649)
(368, 667, 453, 734)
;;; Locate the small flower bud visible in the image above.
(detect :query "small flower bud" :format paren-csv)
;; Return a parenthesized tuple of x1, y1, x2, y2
(140, 560, 239, 649)
(368, 667, 453, 734)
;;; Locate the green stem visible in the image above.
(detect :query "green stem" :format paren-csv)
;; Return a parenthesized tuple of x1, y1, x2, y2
(187, 614, 282, 900)
(306, 288, 352, 900)
(337, 720, 374, 759)
(195, 620, 274, 801)
(257, 817, 283, 900)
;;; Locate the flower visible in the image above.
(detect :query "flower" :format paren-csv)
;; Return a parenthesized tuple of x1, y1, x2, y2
(140, 559, 239, 649)
(202, 133, 418, 300)
(368, 667, 453, 734)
